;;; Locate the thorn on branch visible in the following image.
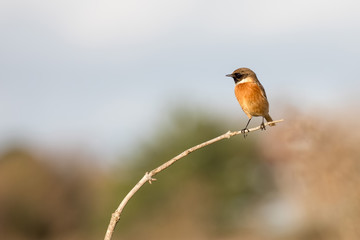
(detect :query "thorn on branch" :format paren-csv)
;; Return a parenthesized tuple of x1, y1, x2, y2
(225, 131, 232, 139)
(145, 172, 157, 184)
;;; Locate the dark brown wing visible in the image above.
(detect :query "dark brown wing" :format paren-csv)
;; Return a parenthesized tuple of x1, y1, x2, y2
(257, 82, 267, 99)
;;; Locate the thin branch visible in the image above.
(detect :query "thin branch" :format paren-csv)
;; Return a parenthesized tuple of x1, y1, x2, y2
(104, 119, 284, 240)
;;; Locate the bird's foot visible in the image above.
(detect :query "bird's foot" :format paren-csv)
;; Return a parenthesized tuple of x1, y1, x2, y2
(241, 128, 249, 138)
(260, 123, 266, 131)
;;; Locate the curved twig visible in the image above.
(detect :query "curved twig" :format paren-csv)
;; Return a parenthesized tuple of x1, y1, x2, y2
(104, 119, 284, 240)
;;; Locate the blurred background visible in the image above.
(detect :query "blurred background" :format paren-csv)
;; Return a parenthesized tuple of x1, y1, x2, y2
(1, 0, 360, 239)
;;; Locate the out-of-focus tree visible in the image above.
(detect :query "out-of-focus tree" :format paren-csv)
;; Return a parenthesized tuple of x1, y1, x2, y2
(109, 109, 275, 239)
(259, 110, 360, 240)
(0, 148, 94, 240)
(0, 109, 275, 240)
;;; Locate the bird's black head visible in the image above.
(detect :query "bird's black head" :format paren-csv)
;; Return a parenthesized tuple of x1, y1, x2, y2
(226, 68, 257, 84)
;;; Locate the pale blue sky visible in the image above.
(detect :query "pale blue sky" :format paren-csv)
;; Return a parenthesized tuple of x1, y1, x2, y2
(1, 0, 359, 162)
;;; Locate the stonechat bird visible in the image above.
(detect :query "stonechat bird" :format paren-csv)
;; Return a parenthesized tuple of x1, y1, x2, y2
(226, 67, 275, 133)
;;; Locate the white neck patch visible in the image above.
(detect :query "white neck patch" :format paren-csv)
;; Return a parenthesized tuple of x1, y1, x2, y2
(236, 77, 253, 85)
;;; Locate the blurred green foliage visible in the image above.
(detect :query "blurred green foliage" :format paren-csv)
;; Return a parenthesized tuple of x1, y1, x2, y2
(0, 109, 274, 240)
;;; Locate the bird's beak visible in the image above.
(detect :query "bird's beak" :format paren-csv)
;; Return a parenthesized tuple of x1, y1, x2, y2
(226, 74, 233, 77)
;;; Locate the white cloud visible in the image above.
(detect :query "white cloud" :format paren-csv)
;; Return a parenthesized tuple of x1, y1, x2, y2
(1, 0, 195, 47)
(198, 0, 360, 38)
(57, 0, 193, 46)
(1, 0, 359, 47)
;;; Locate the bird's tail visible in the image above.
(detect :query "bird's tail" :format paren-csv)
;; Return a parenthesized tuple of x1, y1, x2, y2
(265, 114, 275, 126)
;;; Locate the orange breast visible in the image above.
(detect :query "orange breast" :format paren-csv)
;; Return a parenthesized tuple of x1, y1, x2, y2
(234, 82, 269, 118)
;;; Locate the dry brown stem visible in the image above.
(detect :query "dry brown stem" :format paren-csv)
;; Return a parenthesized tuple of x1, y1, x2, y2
(104, 119, 284, 240)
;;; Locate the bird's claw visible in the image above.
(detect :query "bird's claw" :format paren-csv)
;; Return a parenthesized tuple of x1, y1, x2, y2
(241, 128, 249, 138)
(260, 123, 266, 131)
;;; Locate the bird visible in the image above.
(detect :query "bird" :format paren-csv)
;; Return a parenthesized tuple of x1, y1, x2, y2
(226, 67, 275, 134)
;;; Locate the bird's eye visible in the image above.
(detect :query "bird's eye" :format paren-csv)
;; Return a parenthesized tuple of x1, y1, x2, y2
(235, 73, 242, 78)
